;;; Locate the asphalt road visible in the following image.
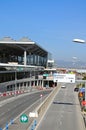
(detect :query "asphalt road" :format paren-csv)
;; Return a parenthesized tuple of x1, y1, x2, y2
(0, 90, 52, 129)
(36, 83, 85, 130)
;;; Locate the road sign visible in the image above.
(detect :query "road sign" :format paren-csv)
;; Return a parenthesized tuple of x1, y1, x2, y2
(20, 114, 28, 123)
(18, 67, 23, 71)
(43, 74, 49, 77)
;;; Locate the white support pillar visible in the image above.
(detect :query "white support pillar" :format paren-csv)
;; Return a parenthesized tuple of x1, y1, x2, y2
(24, 50, 27, 65)
(42, 80, 44, 87)
(39, 80, 41, 87)
(19, 83, 21, 90)
(37, 80, 39, 86)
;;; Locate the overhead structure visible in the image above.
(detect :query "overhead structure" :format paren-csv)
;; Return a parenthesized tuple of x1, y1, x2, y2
(0, 36, 48, 69)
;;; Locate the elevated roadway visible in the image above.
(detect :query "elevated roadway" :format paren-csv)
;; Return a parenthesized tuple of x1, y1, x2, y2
(36, 83, 85, 130)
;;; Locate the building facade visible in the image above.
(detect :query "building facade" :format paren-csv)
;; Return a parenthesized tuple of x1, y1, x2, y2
(0, 37, 55, 92)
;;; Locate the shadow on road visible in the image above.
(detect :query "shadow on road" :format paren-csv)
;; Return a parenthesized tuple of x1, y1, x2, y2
(53, 101, 79, 105)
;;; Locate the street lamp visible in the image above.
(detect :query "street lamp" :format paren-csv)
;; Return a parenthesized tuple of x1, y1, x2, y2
(73, 38, 86, 108)
(73, 38, 85, 43)
(15, 69, 17, 96)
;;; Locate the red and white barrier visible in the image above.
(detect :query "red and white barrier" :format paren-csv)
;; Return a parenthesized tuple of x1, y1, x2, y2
(0, 90, 25, 97)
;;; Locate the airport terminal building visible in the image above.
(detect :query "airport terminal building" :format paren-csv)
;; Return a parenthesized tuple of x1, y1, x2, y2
(0, 37, 56, 92)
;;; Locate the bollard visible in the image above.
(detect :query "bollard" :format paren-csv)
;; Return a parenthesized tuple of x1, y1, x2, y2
(34, 120, 37, 126)
(10, 119, 14, 124)
(6, 123, 8, 130)
(31, 125, 34, 130)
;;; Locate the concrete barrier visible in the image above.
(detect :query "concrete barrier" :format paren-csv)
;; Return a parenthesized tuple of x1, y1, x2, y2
(27, 84, 61, 130)
(35, 84, 61, 118)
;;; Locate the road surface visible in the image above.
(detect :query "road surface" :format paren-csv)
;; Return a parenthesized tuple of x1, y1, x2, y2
(0, 90, 52, 129)
(36, 83, 85, 130)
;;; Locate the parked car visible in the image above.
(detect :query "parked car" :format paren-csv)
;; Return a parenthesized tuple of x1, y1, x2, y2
(61, 85, 66, 88)
(74, 87, 79, 92)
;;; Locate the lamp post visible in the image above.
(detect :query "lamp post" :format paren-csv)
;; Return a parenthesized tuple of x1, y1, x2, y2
(14, 66, 17, 96)
(73, 38, 86, 109)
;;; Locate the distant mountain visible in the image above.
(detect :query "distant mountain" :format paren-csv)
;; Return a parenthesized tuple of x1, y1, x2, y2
(56, 60, 86, 69)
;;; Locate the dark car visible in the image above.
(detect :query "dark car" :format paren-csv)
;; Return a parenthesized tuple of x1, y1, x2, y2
(74, 87, 79, 92)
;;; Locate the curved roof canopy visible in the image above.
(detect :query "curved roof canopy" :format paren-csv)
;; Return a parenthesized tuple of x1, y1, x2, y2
(0, 37, 48, 57)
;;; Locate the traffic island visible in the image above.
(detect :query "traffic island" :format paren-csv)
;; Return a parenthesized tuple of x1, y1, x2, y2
(30, 84, 61, 130)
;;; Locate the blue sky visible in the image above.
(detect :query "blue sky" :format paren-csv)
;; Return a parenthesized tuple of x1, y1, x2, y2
(0, 0, 86, 63)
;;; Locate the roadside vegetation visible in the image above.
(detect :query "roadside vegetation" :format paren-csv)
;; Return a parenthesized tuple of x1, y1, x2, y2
(76, 83, 86, 112)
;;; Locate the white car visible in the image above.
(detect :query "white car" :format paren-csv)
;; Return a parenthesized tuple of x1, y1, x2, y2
(61, 85, 66, 88)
